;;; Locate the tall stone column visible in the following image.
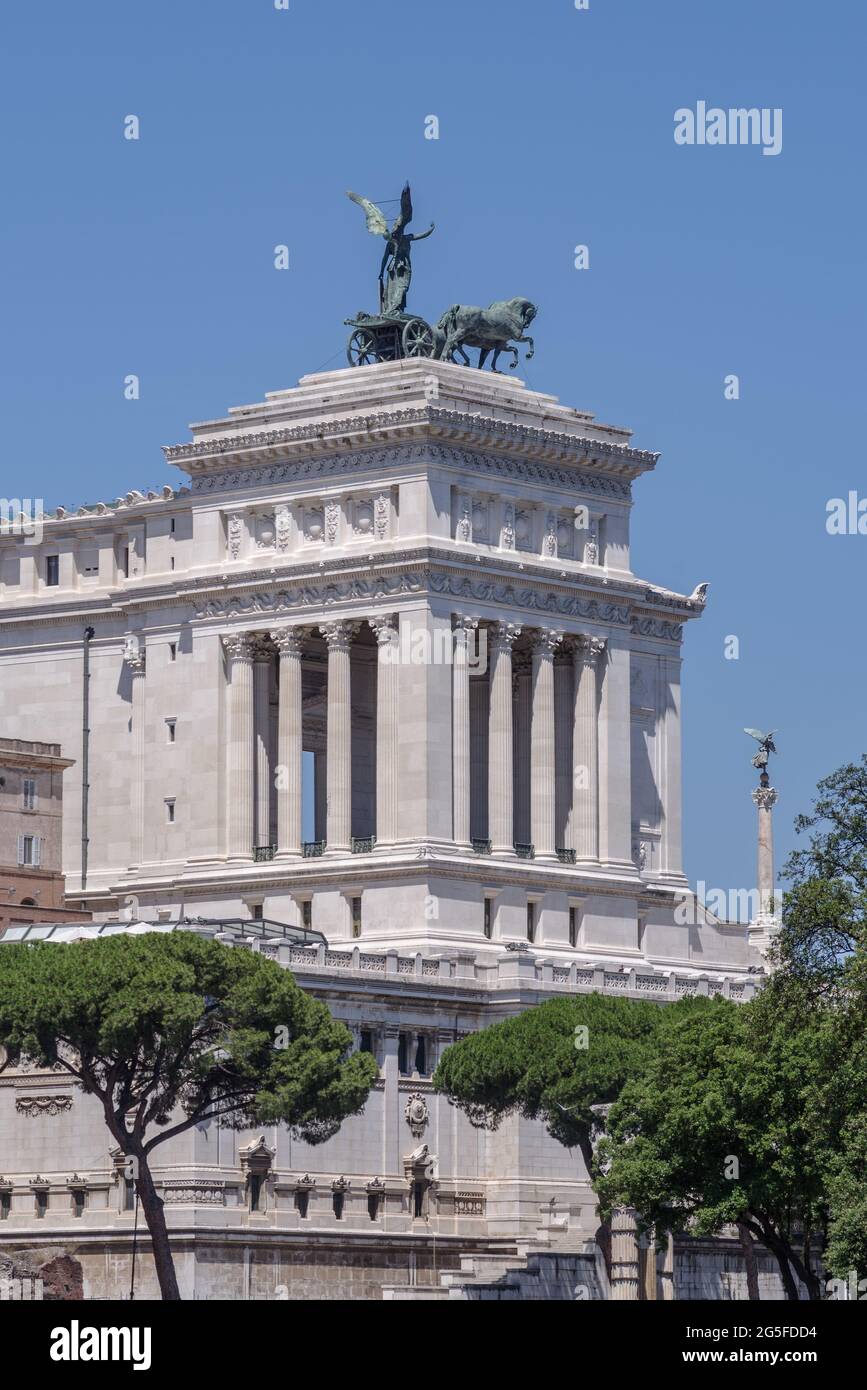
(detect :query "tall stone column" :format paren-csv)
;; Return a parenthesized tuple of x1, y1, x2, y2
(597, 638, 633, 869)
(488, 622, 521, 855)
(124, 637, 146, 869)
(658, 654, 686, 883)
(223, 633, 255, 861)
(554, 654, 573, 851)
(751, 781, 780, 955)
(530, 629, 561, 859)
(451, 616, 477, 847)
(513, 653, 531, 845)
(272, 627, 304, 857)
(252, 640, 272, 849)
(321, 620, 355, 853)
(571, 636, 605, 861)
(610, 1207, 640, 1300)
(370, 614, 399, 847)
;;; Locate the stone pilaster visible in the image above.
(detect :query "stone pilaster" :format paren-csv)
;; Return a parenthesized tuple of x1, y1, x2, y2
(124, 638, 146, 869)
(321, 620, 355, 853)
(451, 616, 477, 847)
(272, 627, 304, 857)
(223, 633, 255, 861)
(370, 614, 399, 847)
(488, 622, 521, 855)
(530, 629, 562, 859)
(252, 639, 272, 850)
(571, 636, 605, 862)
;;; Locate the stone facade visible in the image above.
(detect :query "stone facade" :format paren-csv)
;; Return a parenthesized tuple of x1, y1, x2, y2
(0, 739, 90, 933)
(0, 362, 767, 1298)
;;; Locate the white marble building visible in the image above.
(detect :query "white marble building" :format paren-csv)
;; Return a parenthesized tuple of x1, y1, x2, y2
(0, 361, 766, 1299)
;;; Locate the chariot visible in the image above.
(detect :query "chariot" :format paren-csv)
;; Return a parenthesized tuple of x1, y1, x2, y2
(344, 311, 437, 367)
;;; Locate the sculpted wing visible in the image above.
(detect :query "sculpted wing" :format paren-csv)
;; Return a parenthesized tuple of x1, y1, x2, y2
(346, 190, 389, 237)
(744, 728, 766, 742)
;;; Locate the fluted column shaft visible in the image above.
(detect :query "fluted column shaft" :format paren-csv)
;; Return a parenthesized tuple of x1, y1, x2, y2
(555, 656, 573, 850)
(371, 614, 399, 846)
(488, 623, 521, 854)
(125, 642, 146, 868)
(322, 621, 355, 852)
(224, 634, 255, 860)
(513, 655, 531, 844)
(252, 643, 272, 849)
(531, 630, 561, 858)
(572, 636, 605, 861)
(610, 1207, 641, 1301)
(451, 616, 476, 846)
(273, 627, 304, 856)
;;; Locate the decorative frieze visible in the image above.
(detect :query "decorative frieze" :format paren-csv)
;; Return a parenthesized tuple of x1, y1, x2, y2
(15, 1094, 73, 1118)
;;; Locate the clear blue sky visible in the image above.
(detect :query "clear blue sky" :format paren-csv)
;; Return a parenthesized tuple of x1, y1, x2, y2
(1, 1, 864, 903)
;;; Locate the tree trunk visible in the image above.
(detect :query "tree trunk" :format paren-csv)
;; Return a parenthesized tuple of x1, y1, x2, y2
(765, 1235, 800, 1301)
(737, 1222, 761, 1301)
(134, 1150, 181, 1300)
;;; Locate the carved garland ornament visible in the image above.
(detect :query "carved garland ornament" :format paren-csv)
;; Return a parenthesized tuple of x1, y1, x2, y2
(16, 1095, 73, 1118)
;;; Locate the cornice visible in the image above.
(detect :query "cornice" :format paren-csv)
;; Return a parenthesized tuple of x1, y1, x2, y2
(0, 546, 700, 640)
(181, 441, 636, 502)
(164, 407, 659, 479)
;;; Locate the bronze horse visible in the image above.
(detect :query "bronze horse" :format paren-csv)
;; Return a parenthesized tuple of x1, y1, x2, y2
(434, 298, 536, 371)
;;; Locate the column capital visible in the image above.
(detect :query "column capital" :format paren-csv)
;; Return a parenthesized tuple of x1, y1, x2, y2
(452, 614, 480, 635)
(530, 628, 564, 658)
(250, 635, 274, 662)
(222, 632, 254, 662)
(320, 619, 359, 652)
(752, 785, 778, 810)
(490, 621, 522, 652)
(122, 634, 145, 674)
(574, 634, 607, 666)
(369, 613, 398, 646)
(271, 626, 306, 658)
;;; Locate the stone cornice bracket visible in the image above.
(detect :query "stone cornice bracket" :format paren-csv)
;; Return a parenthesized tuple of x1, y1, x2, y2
(239, 1135, 276, 1175)
(122, 634, 145, 673)
(368, 613, 399, 645)
(490, 620, 522, 652)
(752, 786, 778, 811)
(221, 632, 254, 662)
(319, 619, 359, 651)
(270, 625, 306, 657)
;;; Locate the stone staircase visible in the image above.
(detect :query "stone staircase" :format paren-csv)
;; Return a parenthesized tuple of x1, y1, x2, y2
(383, 1241, 608, 1301)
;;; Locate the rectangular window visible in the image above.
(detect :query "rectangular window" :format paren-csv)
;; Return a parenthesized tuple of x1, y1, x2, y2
(166, 719, 176, 743)
(165, 799, 176, 825)
(360, 1029, 374, 1056)
(124, 1179, 136, 1211)
(170, 518, 176, 534)
(71, 1188, 86, 1218)
(17, 834, 41, 867)
(351, 895, 362, 938)
(249, 1174, 263, 1213)
(170, 556, 175, 571)
(301, 900, 312, 930)
(169, 642, 177, 662)
(22, 777, 37, 811)
(367, 1191, 381, 1222)
(35, 1189, 48, 1219)
(397, 1032, 410, 1077)
(332, 1190, 344, 1220)
(294, 1188, 309, 1219)
(526, 901, 536, 944)
(483, 897, 493, 939)
(414, 1034, 428, 1077)
(45, 555, 59, 586)
(0, 1191, 10, 1220)
(122, 545, 130, 578)
(569, 905, 578, 949)
(251, 903, 263, 921)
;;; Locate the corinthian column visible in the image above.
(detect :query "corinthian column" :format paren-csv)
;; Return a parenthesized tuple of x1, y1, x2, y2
(530, 629, 562, 859)
(488, 622, 521, 855)
(252, 640, 272, 849)
(321, 620, 355, 852)
(451, 616, 477, 847)
(370, 614, 399, 847)
(124, 637, 146, 869)
(272, 627, 304, 857)
(223, 633, 255, 860)
(572, 636, 605, 862)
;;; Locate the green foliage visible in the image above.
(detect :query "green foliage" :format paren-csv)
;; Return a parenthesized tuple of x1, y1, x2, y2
(433, 993, 664, 1165)
(0, 932, 377, 1148)
(825, 1112, 867, 1279)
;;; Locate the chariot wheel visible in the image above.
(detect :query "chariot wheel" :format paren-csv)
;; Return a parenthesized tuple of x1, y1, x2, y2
(347, 327, 378, 366)
(402, 317, 434, 358)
